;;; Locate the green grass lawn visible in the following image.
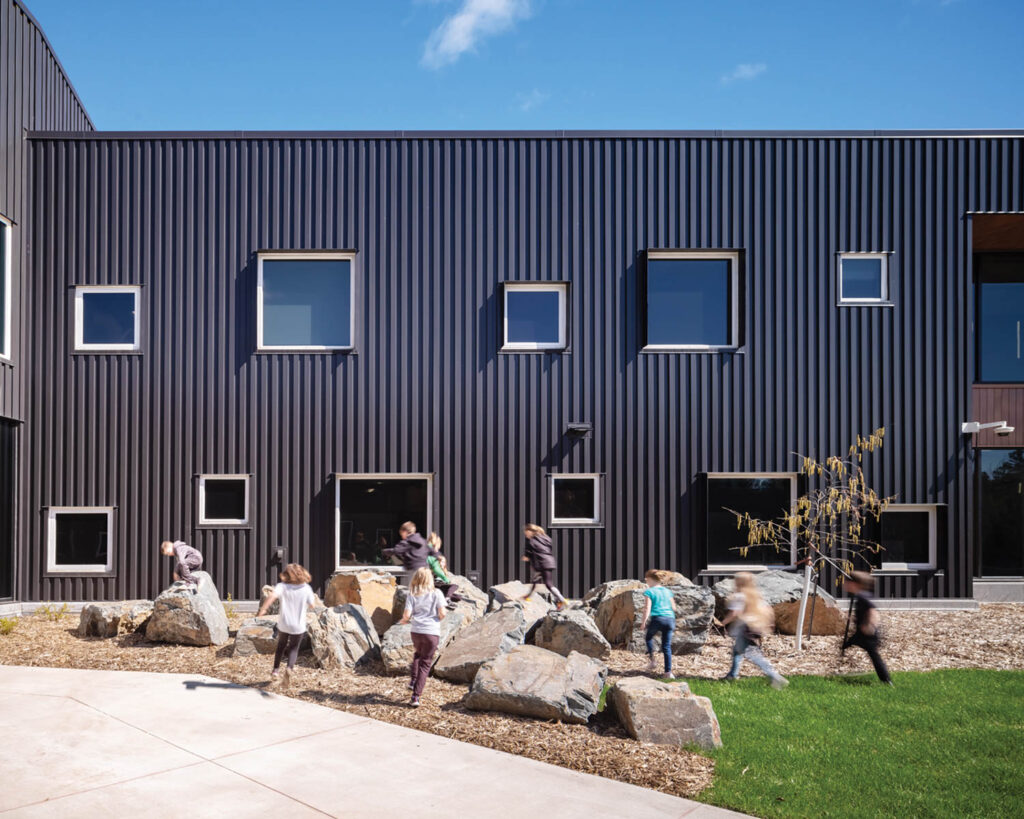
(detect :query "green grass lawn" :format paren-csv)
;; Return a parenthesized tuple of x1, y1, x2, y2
(683, 669, 1024, 819)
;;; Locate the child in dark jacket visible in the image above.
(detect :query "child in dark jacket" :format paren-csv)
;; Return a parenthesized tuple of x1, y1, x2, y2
(160, 540, 203, 586)
(842, 571, 892, 685)
(520, 524, 567, 609)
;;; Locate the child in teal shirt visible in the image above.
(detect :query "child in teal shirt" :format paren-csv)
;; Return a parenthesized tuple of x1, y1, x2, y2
(641, 569, 677, 679)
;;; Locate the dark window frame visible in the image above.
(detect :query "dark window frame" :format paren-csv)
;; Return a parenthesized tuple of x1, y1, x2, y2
(45, 506, 115, 577)
(864, 504, 938, 571)
(975, 252, 1024, 384)
(547, 473, 603, 528)
(641, 250, 743, 352)
(704, 473, 798, 569)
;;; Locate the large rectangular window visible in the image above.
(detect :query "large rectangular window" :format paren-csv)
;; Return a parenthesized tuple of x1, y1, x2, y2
(74, 286, 141, 351)
(645, 251, 739, 349)
(549, 474, 601, 526)
(502, 283, 567, 350)
(198, 475, 250, 526)
(838, 253, 889, 304)
(46, 507, 114, 574)
(977, 254, 1024, 383)
(258, 253, 354, 350)
(1, 216, 11, 360)
(861, 505, 936, 570)
(706, 474, 797, 568)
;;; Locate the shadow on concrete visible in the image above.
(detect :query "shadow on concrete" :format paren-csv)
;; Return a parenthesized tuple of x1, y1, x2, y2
(182, 679, 272, 698)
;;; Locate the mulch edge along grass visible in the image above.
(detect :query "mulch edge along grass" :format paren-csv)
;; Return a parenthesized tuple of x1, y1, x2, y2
(685, 669, 1024, 819)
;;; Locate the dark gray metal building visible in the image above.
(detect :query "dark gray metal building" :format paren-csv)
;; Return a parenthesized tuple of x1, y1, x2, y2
(3, 0, 1024, 604)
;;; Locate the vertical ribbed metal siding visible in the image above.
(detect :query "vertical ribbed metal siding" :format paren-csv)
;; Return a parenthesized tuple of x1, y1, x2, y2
(22, 134, 1024, 601)
(0, 0, 92, 420)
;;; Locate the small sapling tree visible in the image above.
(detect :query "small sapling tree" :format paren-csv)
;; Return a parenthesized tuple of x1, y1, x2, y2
(727, 428, 893, 649)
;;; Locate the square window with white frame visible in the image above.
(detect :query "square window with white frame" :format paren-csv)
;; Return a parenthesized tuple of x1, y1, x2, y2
(839, 253, 889, 304)
(258, 253, 354, 350)
(860, 504, 936, 570)
(502, 283, 567, 350)
(0, 215, 10, 360)
(549, 474, 601, 526)
(74, 286, 141, 351)
(47, 507, 114, 574)
(645, 251, 740, 350)
(198, 475, 250, 525)
(705, 474, 797, 569)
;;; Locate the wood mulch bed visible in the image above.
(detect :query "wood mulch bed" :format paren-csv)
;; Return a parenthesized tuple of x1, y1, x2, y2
(2, 603, 1022, 800)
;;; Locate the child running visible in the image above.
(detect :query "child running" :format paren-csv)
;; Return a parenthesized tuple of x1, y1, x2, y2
(721, 572, 789, 688)
(160, 540, 203, 587)
(398, 567, 446, 707)
(426, 532, 463, 607)
(842, 571, 892, 685)
(520, 524, 567, 610)
(257, 563, 317, 689)
(640, 569, 677, 680)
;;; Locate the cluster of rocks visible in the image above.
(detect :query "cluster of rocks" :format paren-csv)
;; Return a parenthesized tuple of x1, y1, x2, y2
(79, 567, 846, 751)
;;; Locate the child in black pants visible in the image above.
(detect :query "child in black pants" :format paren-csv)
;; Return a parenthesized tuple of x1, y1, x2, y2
(843, 571, 892, 685)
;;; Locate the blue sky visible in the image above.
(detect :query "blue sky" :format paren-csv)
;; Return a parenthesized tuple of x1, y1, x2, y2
(26, 0, 1024, 131)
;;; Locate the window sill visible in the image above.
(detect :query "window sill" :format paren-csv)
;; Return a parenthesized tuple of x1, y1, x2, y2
(837, 301, 895, 308)
(548, 522, 605, 529)
(499, 347, 570, 354)
(44, 571, 116, 579)
(255, 348, 356, 355)
(702, 565, 797, 574)
(72, 350, 144, 356)
(195, 523, 253, 531)
(641, 346, 744, 355)
(871, 568, 941, 576)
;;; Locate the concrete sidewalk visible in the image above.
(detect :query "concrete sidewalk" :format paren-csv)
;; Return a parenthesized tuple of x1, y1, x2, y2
(0, 665, 744, 818)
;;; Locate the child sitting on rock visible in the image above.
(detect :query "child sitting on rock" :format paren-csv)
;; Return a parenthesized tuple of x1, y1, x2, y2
(257, 563, 317, 689)
(426, 532, 463, 607)
(721, 572, 788, 689)
(160, 540, 203, 588)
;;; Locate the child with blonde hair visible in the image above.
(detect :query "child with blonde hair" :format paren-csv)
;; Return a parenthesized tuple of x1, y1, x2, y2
(160, 540, 203, 587)
(640, 569, 677, 679)
(720, 572, 788, 688)
(258, 563, 317, 688)
(398, 567, 446, 707)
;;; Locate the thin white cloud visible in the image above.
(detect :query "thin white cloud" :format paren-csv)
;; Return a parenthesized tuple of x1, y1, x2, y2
(516, 88, 549, 112)
(422, 0, 532, 69)
(720, 62, 767, 85)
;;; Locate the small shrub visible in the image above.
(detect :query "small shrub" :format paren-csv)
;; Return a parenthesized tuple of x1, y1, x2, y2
(36, 602, 69, 622)
(0, 617, 17, 635)
(223, 593, 237, 619)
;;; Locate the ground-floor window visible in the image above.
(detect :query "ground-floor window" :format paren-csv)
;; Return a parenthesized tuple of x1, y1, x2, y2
(335, 474, 431, 569)
(861, 505, 937, 570)
(705, 473, 797, 569)
(549, 474, 601, 526)
(46, 507, 114, 575)
(979, 449, 1024, 576)
(198, 475, 250, 526)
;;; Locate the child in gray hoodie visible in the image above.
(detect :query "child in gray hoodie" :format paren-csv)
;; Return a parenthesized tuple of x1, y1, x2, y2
(160, 540, 203, 586)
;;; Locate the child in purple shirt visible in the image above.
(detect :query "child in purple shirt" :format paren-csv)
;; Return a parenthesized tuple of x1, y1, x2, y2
(160, 540, 203, 586)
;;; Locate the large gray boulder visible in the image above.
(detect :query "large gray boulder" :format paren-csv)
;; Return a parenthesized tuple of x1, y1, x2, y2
(595, 586, 714, 655)
(145, 573, 229, 646)
(465, 645, 607, 724)
(711, 569, 844, 634)
(433, 605, 527, 683)
(393, 573, 489, 624)
(488, 582, 552, 632)
(532, 609, 611, 659)
(608, 676, 722, 750)
(233, 616, 281, 657)
(379, 610, 472, 675)
(581, 579, 646, 611)
(78, 600, 153, 638)
(324, 570, 397, 636)
(307, 604, 380, 669)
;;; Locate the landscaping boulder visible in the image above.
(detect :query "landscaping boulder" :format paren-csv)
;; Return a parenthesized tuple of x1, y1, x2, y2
(379, 610, 472, 675)
(307, 604, 380, 669)
(711, 570, 843, 634)
(324, 570, 397, 635)
(393, 573, 489, 624)
(489, 580, 539, 608)
(465, 645, 607, 724)
(77, 600, 153, 638)
(233, 616, 281, 657)
(608, 676, 722, 750)
(145, 573, 229, 646)
(662, 572, 695, 588)
(433, 605, 527, 683)
(258, 585, 279, 615)
(595, 586, 714, 654)
(581, 579, 646, 610)
(532, 609, 611, 659)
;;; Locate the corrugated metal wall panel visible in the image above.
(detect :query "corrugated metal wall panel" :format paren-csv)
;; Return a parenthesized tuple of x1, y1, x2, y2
(20, 133, 1024, 601)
